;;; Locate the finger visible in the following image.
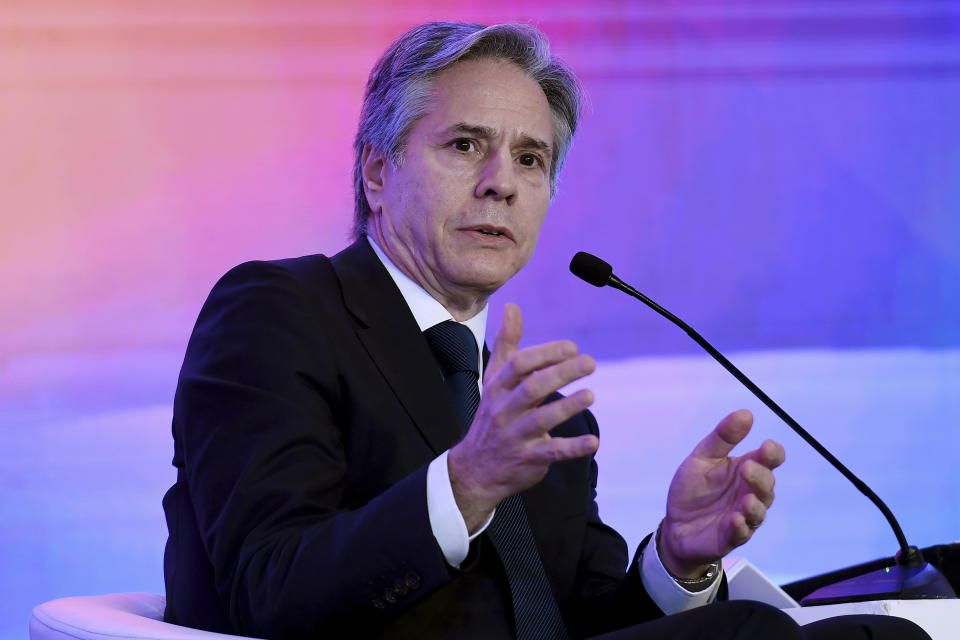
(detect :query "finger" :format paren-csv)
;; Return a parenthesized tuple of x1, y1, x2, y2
(514, 388, 595, 438)
(739, 492, 767, 530)
(746, 439, 786, 470)
(486, 303, 523, 383)
(739, 459, 776, 507)
(693, 409, 753, 459)
(503, 354, 595, 414)
(724, 511, 753, 549)
(494, 341, 582, 390)
(527, 433, 599, 464)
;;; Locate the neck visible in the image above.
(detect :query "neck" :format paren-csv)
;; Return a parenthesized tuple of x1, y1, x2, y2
(443, 297, 488, 322)
(366, 225, 489, 322)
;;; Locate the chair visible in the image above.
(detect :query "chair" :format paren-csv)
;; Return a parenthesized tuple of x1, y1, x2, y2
(29, 593, 259, 640)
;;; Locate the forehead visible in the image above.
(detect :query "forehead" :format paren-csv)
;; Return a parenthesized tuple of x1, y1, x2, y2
(420, 58, 554, 145)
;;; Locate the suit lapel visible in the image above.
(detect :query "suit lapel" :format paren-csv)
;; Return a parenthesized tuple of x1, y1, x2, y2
(330, 238, 463, 455)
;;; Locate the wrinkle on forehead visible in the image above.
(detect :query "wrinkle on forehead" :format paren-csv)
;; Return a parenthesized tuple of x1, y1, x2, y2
(423, 59, 554, 144)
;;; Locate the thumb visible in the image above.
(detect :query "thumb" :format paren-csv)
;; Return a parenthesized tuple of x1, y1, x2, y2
(486, 303, 522, 382)
(693, 409, 753, 459)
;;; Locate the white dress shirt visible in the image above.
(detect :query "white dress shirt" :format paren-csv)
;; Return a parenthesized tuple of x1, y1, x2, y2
(367, 237, 720, 615)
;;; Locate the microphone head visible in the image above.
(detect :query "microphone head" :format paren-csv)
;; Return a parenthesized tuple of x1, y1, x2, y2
(570, 252, 613, 287)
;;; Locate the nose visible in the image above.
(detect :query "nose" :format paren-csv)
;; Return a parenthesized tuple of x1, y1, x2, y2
(474, 150, 517, 203)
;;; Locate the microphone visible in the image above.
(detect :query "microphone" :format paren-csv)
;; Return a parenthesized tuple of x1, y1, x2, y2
(570, 251, 956, 604)
(569, 252, 612, 287)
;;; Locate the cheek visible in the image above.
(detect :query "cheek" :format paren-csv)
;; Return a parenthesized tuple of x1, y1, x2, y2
(520, 178, 550, 227)
(524, 199, 550, 239)
(418, 182, 464, 236)
(533, 206, 548, 231)
(391, 173, 435, 238)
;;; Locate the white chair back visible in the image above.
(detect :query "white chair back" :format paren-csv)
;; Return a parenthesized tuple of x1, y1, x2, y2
(29, 593, 258, 640)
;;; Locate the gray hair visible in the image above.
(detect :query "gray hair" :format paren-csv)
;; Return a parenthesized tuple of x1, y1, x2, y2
(351, 21, 584, 238)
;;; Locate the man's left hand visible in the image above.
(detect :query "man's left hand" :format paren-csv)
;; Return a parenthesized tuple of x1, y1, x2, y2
(658, 409, 785, 579)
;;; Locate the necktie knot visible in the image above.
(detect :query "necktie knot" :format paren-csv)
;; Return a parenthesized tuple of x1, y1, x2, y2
(423, 320, 478, 378)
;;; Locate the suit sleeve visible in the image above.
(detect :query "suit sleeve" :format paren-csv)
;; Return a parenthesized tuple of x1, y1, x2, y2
(172, 261, 452, 637)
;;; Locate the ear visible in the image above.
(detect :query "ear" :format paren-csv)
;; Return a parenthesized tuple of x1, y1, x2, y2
(361, 144, 389, 215)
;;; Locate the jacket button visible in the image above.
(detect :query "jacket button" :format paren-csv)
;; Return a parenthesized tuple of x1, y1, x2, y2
(393, 578, 409, 596)
(384, 589, 398, 604)
(404, 571, 421, 590)
(372, 595, 386, 609)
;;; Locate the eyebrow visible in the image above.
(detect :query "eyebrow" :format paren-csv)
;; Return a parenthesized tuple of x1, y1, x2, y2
(443, 122, 552, 154)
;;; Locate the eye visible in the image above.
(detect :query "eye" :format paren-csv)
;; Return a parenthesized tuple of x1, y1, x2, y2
(518, 152, 544, 168)
(451, 138, 476, 153)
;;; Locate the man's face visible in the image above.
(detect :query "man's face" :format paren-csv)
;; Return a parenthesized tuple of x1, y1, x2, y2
(365, 57, 554, 312)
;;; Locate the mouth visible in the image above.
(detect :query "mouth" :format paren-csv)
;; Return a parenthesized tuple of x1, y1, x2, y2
(464, 225, 514, 242)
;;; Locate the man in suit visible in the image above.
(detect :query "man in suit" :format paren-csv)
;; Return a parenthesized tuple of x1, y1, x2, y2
(163, 21, 930, 640)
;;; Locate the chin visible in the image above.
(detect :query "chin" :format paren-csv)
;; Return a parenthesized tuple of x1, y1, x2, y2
(444, 250, 528, 293)
(452, 267, 515, 295)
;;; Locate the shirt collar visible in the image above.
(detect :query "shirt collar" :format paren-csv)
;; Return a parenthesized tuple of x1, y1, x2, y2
(367, 237, 488, 369)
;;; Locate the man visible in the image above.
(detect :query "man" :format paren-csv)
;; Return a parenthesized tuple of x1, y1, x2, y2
(162, 22, 930, 639)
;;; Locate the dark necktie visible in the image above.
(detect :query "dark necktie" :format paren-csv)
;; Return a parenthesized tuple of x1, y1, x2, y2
(423, 321, 569, 640)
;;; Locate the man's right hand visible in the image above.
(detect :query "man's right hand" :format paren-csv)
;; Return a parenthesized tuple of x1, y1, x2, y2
(447, 303, 600, 532)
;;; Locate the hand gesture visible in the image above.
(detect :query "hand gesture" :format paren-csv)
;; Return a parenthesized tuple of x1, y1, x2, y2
(448, 303, 599, 531)
(659, 409, 785, 578)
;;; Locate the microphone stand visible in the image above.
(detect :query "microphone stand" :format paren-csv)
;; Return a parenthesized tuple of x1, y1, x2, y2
(574, 255, 955, 604)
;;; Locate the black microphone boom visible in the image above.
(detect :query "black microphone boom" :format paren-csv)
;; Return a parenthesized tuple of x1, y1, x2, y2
(570, 251, 955, 603)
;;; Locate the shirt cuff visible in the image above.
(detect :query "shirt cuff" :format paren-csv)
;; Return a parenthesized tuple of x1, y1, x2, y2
(426, 451, 495, 568)
(639, 528, 722, 614)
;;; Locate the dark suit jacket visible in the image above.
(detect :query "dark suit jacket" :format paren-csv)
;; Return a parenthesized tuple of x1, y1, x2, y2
(162, 238, 667, 639)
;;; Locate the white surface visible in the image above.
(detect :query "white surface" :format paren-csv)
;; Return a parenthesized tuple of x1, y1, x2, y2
(727, 557, 959, 639)
(724, 557, 800, 609)
(782, 598, 960, 640)
(29, 593, 257, 640)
